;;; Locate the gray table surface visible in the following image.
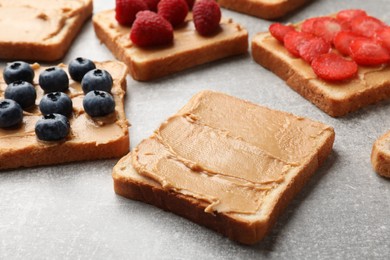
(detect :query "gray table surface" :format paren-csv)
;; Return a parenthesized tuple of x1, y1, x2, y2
(1, 0, 390, 259)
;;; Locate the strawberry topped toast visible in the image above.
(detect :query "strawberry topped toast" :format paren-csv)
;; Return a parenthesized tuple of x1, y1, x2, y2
(93, 0, 248, 81)
(252, 9, 390, 117)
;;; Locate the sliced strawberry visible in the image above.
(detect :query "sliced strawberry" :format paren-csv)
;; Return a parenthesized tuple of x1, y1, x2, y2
(301, 17, 326, 34)
(350, 38, 390, 66)
(269, 23, 295, 43)
(283, 31, 314, 57)
(336, 9, 367, 23)
(375, 27, 390, 51)
(311, 53, 358, 81)
(351, 15, 386, 38)
(333, 31, 366, 56)
(298, 37, 331, 64)
(312, 17, 342, 43)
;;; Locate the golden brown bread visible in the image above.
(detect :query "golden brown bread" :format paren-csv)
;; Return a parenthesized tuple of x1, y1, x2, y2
(217, 0, 309, 20)
(0, 61, 130, 170)
(0, 0, 93, 61)
(252, 31, 390, 117)
(371, 131, 390, 178)
(93, 11, 248, 81)
(112, 90, 335, 244)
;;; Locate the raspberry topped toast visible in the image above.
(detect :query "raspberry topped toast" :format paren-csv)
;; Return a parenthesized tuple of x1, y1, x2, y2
(0, 0, 93, 61)
(252, 9, 390, 117)
(0, 59, 129, 170)
(93, 0, 248, 81)
(112, 90, 335, 244)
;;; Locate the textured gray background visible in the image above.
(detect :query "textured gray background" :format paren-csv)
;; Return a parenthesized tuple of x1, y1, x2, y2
(1, 0, 390, 259)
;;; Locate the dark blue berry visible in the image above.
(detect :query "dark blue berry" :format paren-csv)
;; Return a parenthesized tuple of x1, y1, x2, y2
(3, 61, 35, 84)
(83, 90, 115, 117)
(35, 113, 70, 141)
(68, 57, 96, 82)
(39, 92, 73, 117)
(5, 80, 37, 109)
(81, 69, 113, 94)
(39, 67, 69, 93)
(0, 99, 23, 128)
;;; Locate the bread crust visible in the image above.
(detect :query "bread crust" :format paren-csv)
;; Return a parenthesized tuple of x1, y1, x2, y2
(93, 11, 248, 81)
(371, 131, 390, 178)
(217, 0, 309, 20)
(0, 0, 93, 61)
(0, 61, 130, 170)
(252, 32, 390, 117)
(112, 91, 335, 244)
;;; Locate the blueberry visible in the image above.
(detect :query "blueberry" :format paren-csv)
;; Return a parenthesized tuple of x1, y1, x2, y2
(5, 80, 36, 109)
(0, 99, 23, 128)
(83, 90, 115, 117)
(3, 61, 35, 84)
(35, 113, 70, 141)
(39, 67, 69, 93)
(81, 69, 113, 94)
(68, 57, 96, 82)
(39, 92, 73, 117)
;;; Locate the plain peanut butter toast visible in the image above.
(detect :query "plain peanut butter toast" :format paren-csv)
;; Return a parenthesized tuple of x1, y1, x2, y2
(0, 0, 93, 61)
(0, 60, 129, 170)
(112, 90, 335, 244)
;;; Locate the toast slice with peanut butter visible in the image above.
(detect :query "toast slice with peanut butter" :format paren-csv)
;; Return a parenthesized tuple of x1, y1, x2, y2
(112, 90, 335, 244)
(0, 0, 92, 61)
(0, 61, 129, 170)
(92, 10, 248, 81)
(217, 0, 309, 20)
(371, 131, 390, 178)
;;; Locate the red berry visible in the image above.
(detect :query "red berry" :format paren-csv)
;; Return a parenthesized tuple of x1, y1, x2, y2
(193, 0, 221, 36)
(298, 37, 331, 64)
(115, 0, 148, 26)
(144, 0, 160, 11)
(283, 31, 314, 57)
(157, 0, 188, 27)
(311, 53, 358, 81)
(312, 17, 342, 43)
(185, 0, 195, 10)
(351, 15, 386, 38)
(350, 38, 390, 66)
(333, 31, 365, 56)
(130, 11, 173, 47)
(336, 9, 367, 23)
(269, 23, 295, 43)
(375, 27, 390, 51)
(301, 17, 326, 34)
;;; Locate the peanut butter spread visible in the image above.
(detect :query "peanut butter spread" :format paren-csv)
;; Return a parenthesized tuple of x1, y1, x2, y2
(0, 0, 89, 43)
(0, 61, 128, 151)
(259, 34, 390, 99)
(96, 10, 247, 62)
(132, 91, 334, 215)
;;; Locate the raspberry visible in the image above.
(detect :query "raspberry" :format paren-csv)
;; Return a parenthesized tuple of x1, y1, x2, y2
(333, 31, 364, 56)
(283, 31, 314, 57)
(298, 37, 331, 64)
(130, 11, 173, 47)
(115, 0, 148, 26)
(144, 0, 160, 11)
(193, 0, 221, 36)
(185, 0, 195, 10)
(350, 38, 390, 66)
(269, 23, 295, 43)
(375, 27, 390, 51)
(157, 0, 188, 27)
(351, 15, 385, 38)
(312, 17, 342, 43)
(311, 53, 358, 81)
